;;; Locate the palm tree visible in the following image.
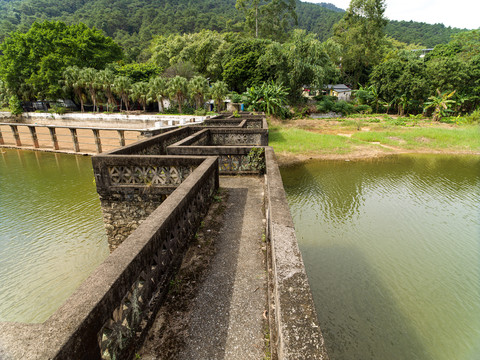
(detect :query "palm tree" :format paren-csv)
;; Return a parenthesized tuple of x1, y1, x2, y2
(131, 81, 149, 112)
(81, 68, 101, 112)
(63, 66, 85, 112)
(210, 80, 229, 112)
(113, 76, 132, 111)
(167, 76, 188, 113)
(148, 76, 168, 113)
(188, 75, 209, 109)
(98, 69, 116, 112)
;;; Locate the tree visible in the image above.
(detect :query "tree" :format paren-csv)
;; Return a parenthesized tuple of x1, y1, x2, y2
(131, 81, 149, 112)
(235, 0, 297, 40)
(98, 69, 116, 112)
(63, 66, 86, 112)
(0, 21, 122, 100)
(112, 63, 160, 83)
(148, 76, 168, 113)
(0, 80, 9, 108)
(148, 31, 233, 81)
(113, 76, 132, 111)
(222, 38, 272, 93)
(188, 76, 209, 109)
(369, 51, 429, 114)
(81, 68, 101, 112)
(425, 55, 472, 96)
(167, 76, 188, 113)
(210, 81, 229, 112)
(333, 0, 387, 86)
(259, 29, 338, 101)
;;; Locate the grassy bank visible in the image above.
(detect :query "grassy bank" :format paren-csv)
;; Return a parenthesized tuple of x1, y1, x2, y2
(268, 115, 480, 163)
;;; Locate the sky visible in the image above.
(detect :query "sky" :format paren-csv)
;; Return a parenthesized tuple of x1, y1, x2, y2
(305, 0, 480, 30)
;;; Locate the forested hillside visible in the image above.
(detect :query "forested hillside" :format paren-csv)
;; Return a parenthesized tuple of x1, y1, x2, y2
(0, 0, 466, 57)
(385, 21, 465, 48)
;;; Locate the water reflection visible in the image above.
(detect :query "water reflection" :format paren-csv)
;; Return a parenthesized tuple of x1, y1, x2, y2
(0, 149, 109, 323)
(281, 154, 480, 360)
(305, 244, 432, 360)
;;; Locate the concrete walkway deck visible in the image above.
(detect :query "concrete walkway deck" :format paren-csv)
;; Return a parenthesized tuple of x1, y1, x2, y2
(140, 176, 268, 359)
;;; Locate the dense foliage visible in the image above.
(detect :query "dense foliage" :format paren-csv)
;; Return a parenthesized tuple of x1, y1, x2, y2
(0, 21, 122, 99)
(332, 0, 387, 86)
(0, 0, 467, 62)
(0, 0, 477, 122)
(366, 30, 480, 118)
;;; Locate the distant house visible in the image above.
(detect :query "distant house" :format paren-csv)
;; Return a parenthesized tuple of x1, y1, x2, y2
(412, 48, 434, 58)
(326, 84, 352, 101)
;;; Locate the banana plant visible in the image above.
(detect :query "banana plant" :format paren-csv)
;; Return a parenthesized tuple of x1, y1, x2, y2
(424, 89, 457, 121)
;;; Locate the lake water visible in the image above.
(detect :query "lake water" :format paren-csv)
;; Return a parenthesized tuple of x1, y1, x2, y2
(280, 154, 480, 360)
(0, 149, 109, 323)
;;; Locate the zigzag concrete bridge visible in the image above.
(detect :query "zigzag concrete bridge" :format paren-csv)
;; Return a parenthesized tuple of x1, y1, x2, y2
(0, 113, 329, 360)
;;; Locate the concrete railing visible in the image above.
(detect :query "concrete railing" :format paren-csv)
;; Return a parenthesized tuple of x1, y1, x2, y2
(200, 117, 266, 129)
(0, 156, 218, 360)
(0, 122, 146, 154)
(106, 126, 198, 156)
(19, 112, 206, 129)
(166, 128, 268, 174)
(265, 147, 329, 360)
(92, 155, 209, 250)
(0, 112, 329, 360)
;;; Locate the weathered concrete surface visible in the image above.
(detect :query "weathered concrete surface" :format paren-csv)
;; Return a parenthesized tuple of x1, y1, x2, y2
(180, 176, 267, 360)
(265, 147, 329, 360)
(140, 176, 268, 359)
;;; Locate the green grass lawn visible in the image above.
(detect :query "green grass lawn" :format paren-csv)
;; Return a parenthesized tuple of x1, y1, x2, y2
(269, 125, 370, 154)
(351, 125, 480, 151)
(269, 117, 479, 157)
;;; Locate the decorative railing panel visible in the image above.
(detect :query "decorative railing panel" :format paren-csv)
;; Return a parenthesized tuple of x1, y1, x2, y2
(108, 165, 194, 186)
(97, 166, 217, 360)
(211, 132, 263, 145)
(92, 155, 207, 250)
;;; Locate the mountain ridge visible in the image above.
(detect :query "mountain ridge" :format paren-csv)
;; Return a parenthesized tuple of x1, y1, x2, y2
(0, 0, 467, 55)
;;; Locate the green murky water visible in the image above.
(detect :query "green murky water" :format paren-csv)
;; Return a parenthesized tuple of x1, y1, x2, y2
(0, 149, 109, 323)
(280, 154, 480, 360)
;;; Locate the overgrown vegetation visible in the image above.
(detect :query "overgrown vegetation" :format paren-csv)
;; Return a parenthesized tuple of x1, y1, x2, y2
(0, 0, 478, 122)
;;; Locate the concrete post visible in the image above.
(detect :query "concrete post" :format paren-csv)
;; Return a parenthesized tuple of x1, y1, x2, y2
(48, 127, 59, 150)
(69, 128, 80, 152)
(9, 125, 21, 146)
(117, 130, 125, 147)
(92, 129, 102, 153)
(28, 126, 40, 148)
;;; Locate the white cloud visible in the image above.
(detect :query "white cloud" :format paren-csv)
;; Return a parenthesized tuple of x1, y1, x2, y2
(304, 0, 480, 29)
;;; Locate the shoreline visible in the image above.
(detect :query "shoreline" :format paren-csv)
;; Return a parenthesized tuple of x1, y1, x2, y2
(274, 147, 480, 166)
(269, 116, 480, 166)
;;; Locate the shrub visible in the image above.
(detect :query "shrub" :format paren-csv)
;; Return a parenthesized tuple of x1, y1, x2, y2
(355, 104, 372, 114)
(50, 105, 68, 115)
(465, 109, 480, 124)
(243, 81, 289, 118)
(229, 92, 242, 103)
(194, 109, 207, 116)
(316, 98, 335, 113)
(333, 100, 355, 115)
(9, 95, 23, 115)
